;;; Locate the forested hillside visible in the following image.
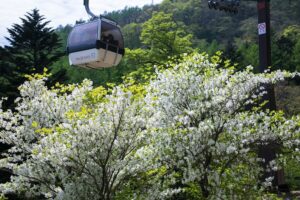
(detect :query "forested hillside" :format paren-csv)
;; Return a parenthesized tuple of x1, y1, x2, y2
(48, 0, 300, 87)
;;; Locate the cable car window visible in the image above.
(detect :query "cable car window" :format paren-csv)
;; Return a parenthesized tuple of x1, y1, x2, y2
(100, 21, 124, 49)
(68, 21, 99, 52)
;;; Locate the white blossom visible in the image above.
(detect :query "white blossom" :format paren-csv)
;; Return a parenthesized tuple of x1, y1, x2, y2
(0, 53, 299, 199)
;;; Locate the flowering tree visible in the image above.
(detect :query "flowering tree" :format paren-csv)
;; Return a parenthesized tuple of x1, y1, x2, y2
(0, 53, 299, 199)
(0, 72, 147, 199)
(142, 53, 300, 199)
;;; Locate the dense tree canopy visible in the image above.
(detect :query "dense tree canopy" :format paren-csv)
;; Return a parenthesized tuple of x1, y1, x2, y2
(141, 12, 193, 60)
(0, 47, 17, 101)
(0, 53, 299, 199)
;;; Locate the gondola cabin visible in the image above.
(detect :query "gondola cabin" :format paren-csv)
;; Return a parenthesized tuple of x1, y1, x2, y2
(67, 18, 125, 69)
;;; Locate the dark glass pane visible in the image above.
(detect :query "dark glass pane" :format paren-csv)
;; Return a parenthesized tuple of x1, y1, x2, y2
(68, 21, 99, 52)
(100, 21, 124, 48)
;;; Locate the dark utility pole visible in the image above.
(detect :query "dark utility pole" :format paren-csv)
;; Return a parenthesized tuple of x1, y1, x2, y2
(256, 0, 287, 191)
(253, 0, 289, 194)
(256, 0, 276, 111)
(257, 0, 271, 73)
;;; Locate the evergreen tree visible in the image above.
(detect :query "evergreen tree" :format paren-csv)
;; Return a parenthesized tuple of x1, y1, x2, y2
(6, 9, 63, 74)
(0, 47, 19, 108)
(0, 9, 65, 108)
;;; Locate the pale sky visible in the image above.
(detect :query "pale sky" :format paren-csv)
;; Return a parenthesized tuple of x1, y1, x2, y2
(0, 0, 162, 46)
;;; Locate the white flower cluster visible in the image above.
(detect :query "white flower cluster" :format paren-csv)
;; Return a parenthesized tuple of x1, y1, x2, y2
(143, 53, 300, 198)
(0, 53, 299, 199)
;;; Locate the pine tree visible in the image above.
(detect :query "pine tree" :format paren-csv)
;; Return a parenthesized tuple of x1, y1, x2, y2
(6, 9, 63, 74)
(0, 47, 19, 108)
(0, 9, 65, 109)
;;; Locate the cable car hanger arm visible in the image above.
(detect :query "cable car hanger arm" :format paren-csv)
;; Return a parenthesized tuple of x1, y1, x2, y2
(84, 0, 97, 19)
(83, 0, 118, 25)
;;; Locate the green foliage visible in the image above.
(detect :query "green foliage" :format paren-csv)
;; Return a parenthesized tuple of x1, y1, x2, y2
(122, 48, 155, 82)
(196, 39, 223, 56)
(85, 86, 108, 104)
(141, 11, 193, 61)
(47, 0, 300, 88)
(285, 157, 300, 190)
(275, 83, 300, 117)
(0, 9, 65, 109)
(271, 25, 300, 72)
(0, 47, 19, 107)
(55, 24, 73, 48)
(122, 23, 142, 49)
(236, 42, 259, 71)
(293, 40, 300, 72)
(6, 9, 63, 74)
(104, 6, 151, 27)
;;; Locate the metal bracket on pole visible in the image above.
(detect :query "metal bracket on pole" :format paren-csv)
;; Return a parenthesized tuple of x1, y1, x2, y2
(84, 0, 97, 19)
